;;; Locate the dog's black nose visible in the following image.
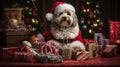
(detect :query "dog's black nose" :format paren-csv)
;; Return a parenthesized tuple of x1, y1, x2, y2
(62, 17, 67, 20)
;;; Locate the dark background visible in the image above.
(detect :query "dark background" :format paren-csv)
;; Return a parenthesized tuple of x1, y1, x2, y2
(0, 0, 120, 47)
(1, 0, 120, 22)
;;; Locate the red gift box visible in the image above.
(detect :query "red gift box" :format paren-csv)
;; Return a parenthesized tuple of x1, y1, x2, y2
(12, 52, 35, 62)
(109, 20, 120, 44)
(0, 46, 34, 61)
(39, 42, 58, 55)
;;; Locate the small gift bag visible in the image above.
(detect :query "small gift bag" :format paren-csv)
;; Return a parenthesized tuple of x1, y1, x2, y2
(59, 45, 72, 60)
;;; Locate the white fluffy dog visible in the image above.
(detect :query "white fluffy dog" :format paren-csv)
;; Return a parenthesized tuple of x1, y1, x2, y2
(43, 2, 85, 50)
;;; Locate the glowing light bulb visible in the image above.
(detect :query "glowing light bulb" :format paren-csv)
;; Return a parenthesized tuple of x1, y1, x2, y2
(96, 5, 99, 8)
(83, 9, 86, 12)
(87, 9, 89, 12)
(96, 19, 100, 22)
(87, 2, 90, 5)
(32, 19, 35, 23)
(94, 24, 98, 27)
(89, 29, 92, 33)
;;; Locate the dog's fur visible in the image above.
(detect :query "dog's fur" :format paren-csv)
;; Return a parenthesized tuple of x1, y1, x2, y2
(49, 9, 85, 50)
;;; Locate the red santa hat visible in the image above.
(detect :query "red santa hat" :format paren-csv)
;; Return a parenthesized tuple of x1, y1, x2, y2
(46, 1, 75, 21)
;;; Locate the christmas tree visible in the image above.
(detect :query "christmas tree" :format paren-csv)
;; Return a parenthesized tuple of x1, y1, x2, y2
(79, 0, 104, 39)
(9, 0, 43, 32)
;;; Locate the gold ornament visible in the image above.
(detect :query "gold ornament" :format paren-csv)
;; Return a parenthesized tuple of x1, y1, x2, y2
(8, 19, 19, 27)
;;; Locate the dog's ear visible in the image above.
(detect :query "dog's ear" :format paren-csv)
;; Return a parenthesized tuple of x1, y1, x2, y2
(72, 13, 78, 27)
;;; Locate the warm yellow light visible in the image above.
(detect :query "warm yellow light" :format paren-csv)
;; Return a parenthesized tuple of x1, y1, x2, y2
(87, 2, 90, 5)
(96, 5, 99, 8)
(89, 29, 92, 33)
(87, 9, 89, 12)
(83, 9, 86, 12)
(32, 19, 35, 23)
(93, 24, 98, 27)
(96, 19, 100, 22)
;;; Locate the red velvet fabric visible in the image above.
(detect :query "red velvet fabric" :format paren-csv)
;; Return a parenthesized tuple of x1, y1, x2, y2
(0, 56, 120, 67)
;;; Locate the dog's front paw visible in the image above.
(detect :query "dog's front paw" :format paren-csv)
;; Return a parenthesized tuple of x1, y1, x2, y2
(68, 41, 85, 50)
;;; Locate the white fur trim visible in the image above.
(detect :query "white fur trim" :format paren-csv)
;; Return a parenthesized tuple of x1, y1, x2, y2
(46, 13, 53, 21)
(68, 41, 85, 50)
(36, 33, 44, 41)
(22, 41, 32, 47)
(54, 3, 75, 14)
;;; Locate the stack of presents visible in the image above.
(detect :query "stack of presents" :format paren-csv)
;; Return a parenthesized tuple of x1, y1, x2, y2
(0, 20, 120, 63)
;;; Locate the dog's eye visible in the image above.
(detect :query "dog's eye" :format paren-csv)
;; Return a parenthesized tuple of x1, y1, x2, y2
(59, 13, 63, 16)
(67, 12, 71, 16)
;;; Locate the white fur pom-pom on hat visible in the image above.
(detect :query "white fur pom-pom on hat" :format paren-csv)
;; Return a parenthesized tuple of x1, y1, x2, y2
(46, 13, 53, 21)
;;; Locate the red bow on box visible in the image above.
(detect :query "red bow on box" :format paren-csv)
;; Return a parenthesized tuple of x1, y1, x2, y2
(39, 42, 58, 55)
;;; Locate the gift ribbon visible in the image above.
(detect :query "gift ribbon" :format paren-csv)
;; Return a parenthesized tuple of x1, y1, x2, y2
(41, 42, 56, 54)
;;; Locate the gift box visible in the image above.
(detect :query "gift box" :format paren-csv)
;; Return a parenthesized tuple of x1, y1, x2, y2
(11, 52, 35, 62)
(0, 47, 24, 60)
(35, 53, 62, 63)
(102, 45, 117, 57)
(0, 46, 34, 61)
(109, 20, 120, 44)
(59, 45, 72, 60)
(76, 51, 89, 61)
(86, 43, 97, 58)
(39, 42, 58, 55)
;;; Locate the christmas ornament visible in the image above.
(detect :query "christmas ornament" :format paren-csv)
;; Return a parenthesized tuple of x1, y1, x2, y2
(29, 35, 40, 43)
(8, 19, 19, 27)
(82, 25, 87, 30)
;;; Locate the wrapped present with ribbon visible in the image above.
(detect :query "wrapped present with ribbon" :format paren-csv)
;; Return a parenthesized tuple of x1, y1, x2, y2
(0, 47, 23, 60)
(11, 52, 35, 62)
(102, 45, 117, 57)
(87, 43, 97, 58)
(35, 53, 62, 63)
(59, 45, 72, 60)
(76, 51, 89, 61)
(39, 42, 58, 55)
